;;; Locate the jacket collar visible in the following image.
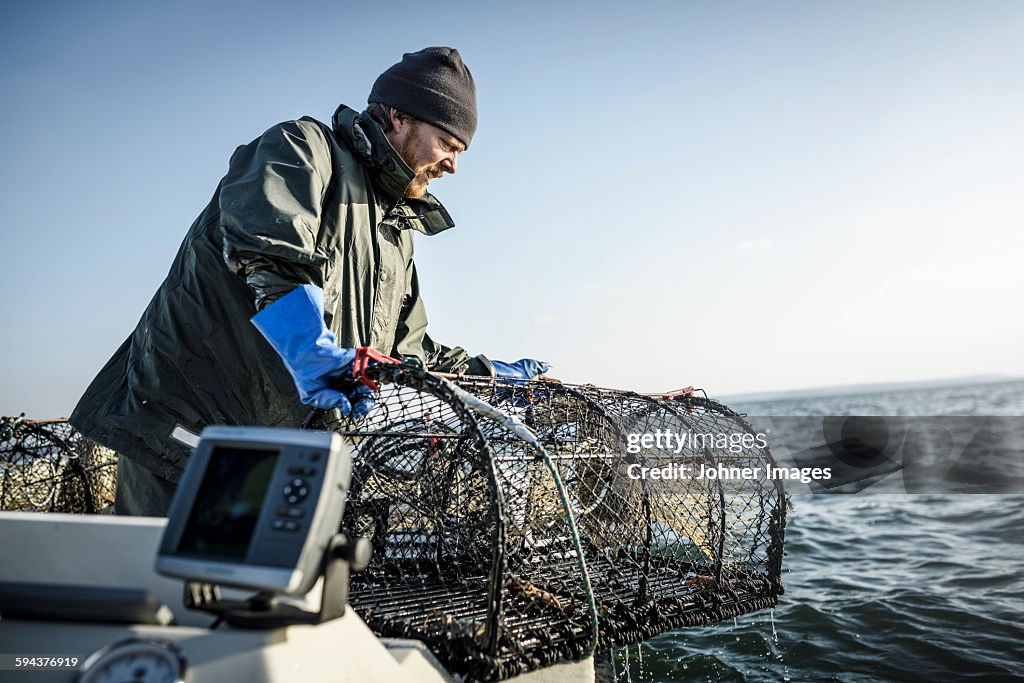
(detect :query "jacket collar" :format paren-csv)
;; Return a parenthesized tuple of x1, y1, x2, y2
(331, 105, 455, 237)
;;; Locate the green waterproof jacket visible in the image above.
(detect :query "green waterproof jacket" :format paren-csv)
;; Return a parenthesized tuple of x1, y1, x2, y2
(70, 105, 491, 482)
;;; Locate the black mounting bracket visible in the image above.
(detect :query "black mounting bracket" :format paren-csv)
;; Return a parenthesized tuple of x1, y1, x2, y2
(183, 533, 372, 629)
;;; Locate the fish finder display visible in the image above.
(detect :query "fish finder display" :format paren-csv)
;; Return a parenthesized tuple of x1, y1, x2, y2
(176, 446, 279, 559)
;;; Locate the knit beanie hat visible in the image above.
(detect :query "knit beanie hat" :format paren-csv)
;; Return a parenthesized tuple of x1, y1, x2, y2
(369, 47, 477, 148)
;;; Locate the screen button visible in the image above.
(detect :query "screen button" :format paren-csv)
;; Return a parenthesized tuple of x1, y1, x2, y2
(282, 479, 309, 503)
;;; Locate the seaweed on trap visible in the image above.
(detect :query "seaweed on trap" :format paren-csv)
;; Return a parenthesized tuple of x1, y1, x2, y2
(317, 365, 788, 681)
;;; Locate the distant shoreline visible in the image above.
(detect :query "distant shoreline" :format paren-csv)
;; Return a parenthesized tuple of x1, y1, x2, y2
(720, 375, 1022, 404)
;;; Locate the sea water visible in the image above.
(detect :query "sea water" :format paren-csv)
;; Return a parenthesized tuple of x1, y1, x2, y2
(614, 378, 1024, 681)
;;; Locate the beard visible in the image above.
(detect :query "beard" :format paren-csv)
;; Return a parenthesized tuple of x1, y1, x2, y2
(402, 162, 443, 199)
(395, 124, 443, 199)
(404, 172, 432, 199)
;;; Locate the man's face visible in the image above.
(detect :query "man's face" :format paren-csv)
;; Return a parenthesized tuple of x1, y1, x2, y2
(387, 114, 465, 199)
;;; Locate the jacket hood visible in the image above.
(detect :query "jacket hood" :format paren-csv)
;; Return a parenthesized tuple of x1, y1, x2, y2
(331, 104, 455, 237)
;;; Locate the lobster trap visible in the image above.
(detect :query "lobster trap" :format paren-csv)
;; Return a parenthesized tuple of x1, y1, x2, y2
(0, 416, 117, 514)
(320, 365, 788, 681)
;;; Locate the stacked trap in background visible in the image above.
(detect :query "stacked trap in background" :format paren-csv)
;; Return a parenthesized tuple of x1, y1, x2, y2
(0, 416, 116, 514)
(320, 365, 788, 681)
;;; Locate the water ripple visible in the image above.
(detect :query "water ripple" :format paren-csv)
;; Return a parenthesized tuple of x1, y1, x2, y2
(610, 380, 1024, 681)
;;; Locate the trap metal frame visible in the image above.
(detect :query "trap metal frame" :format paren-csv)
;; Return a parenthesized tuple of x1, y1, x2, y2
(318, 365, 788, 681)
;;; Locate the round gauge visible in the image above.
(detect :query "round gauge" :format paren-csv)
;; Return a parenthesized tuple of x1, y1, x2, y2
(77, 638, 189, 683)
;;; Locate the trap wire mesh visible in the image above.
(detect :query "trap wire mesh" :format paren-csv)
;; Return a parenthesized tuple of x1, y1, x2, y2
(0, 416, 117, 514)
(321, 366, 787, 681)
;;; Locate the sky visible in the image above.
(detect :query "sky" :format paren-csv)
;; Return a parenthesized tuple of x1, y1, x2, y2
(1, 0, 1022, 418)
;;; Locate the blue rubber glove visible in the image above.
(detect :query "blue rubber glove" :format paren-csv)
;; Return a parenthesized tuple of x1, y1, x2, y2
(251, 285, 375, 417)
(491, 359, 550, 380)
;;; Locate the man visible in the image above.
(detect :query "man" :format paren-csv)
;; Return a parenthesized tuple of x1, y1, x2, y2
(70, 47, 547, 516)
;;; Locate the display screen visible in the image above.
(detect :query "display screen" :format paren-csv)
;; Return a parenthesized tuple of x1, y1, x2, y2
(176, 446, 279, 559)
